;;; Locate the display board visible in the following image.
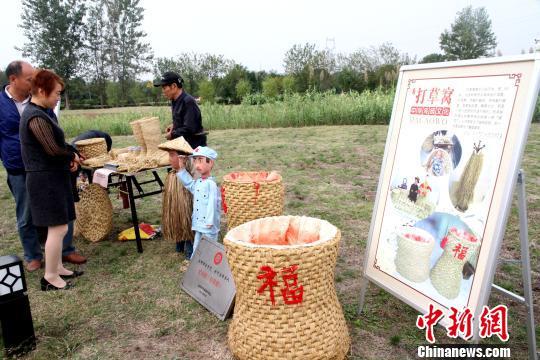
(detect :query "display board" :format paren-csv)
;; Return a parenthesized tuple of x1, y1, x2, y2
(181, 238, 236, 320)
(363, 54, 540, 327)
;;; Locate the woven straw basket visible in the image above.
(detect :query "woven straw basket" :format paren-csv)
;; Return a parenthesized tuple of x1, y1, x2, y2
(75, 184, 113, 242)
(222, 171, 284, 230)
(394, 226, 435, 282)
(430, 228, 480, 299)
(75, 138, 108, 159)
(224, 216, 350, 360)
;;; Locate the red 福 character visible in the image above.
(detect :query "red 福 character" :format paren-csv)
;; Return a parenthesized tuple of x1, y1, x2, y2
(446, 307, 473, 340)
(416, 304, 444, 343)
(280, 264, 304, 305)
(452, 244, 469, 260)
(479, 305, 509, 341)
(257, 266, 278, 306)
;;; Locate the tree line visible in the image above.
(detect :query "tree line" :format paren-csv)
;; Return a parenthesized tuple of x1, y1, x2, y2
(10, 2, 506, 109)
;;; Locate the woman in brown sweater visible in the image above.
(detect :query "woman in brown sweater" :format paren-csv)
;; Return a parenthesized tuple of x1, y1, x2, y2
(20, 69, 82, 290)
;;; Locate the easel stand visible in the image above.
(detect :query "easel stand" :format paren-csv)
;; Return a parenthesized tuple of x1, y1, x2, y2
(358, 170, 538, 359)
(490, 170, 538, 360)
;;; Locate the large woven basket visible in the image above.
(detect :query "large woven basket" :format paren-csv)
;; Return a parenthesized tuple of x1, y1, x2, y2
(222, 171, 284, 230)
(75, 138, 107, 159)
(224, 215, 350, 360)
(394, 226, 435, 282)
(75, 184, 113, 243)
(430, 228, 480, 299)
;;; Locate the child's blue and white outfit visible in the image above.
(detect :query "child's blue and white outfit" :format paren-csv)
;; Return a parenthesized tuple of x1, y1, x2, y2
(177, 147, 221, 259)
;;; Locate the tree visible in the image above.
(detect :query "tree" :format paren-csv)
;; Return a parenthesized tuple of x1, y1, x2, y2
(262, 77, 281, 99)
(218, 64, 249, 103)
(439, 6, 497, 60)
(19, 0, 86, 109)
(198, 80, 215, 104)
(420, 53, 446, 64)
(235, 79, 251, 102)
(281, 76, 295, 94)
(85, 0, 110, 106)
(105, 0, 153, 105)
(283, 43, 336, 92)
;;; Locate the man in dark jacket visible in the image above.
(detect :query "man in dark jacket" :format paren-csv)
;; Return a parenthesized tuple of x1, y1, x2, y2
(154, 72, 207, 148)
(0, 61, 86, 271)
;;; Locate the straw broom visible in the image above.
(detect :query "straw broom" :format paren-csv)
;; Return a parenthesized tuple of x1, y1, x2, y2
(162, 168, 194, 242)
(454, 141, 485, 211)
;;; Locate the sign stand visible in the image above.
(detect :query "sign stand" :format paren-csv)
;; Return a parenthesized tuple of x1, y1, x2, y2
(358, 170, 538, 359)
(489, 170, 537, 360)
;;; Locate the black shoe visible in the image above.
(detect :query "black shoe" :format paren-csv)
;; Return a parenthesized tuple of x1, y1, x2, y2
(40, 277, 73, 291)
(60, 270, 84, 279)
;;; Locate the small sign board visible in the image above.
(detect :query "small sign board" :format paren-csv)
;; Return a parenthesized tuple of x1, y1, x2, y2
(180, 237, 236, 320)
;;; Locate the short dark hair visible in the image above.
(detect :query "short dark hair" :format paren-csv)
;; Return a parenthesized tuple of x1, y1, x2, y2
(31, 69, 65, 97)
(5, 61, 23, 79)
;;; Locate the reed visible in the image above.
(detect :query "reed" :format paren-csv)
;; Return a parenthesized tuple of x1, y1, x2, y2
(59, 89, 394, 137)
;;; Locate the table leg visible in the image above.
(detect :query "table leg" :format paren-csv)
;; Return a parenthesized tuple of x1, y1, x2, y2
(126, 175, 143, 253)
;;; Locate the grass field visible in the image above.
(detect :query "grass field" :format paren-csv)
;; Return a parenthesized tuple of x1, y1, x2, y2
(59, 90, 395, 138)
(0, 124, 538, 359)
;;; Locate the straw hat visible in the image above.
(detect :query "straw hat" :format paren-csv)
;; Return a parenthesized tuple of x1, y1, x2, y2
(158, 136, 194, 155)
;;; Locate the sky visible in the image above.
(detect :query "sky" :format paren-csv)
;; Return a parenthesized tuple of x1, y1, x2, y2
(1, 0, 539, 74)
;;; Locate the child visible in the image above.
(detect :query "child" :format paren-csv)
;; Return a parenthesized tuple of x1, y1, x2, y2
(171, 146, 221, 259)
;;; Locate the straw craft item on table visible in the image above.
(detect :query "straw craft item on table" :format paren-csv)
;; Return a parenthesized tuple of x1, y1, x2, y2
(75, 138, 107, 159)
(75, 184, 113, 242)
(222, 171, 284, 230)
(394, 226, 435, 282)
(162, 167, 194, 243)
(108, 117, 170, 173)
(430, 227, 480, 299)
(76, 138, 112, 168)
(224, 216, 350, 360)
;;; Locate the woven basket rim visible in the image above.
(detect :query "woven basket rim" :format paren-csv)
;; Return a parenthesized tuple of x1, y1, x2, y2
(397, 225, 434, 245)
(75, 138, 106, 146)
(223, 171, 282, 183)
(225, 215, 337, 249)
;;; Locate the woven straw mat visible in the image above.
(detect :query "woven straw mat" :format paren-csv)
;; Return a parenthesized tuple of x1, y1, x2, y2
(224, 216, 350, 360)
(223, 172, 284, 230)
(75, 184, 113, 242)
(75, 138, 107, 159)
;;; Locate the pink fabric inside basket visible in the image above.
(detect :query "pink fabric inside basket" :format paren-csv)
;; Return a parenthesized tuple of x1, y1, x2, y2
(223, 171, 281, 183)
(233, 217, 321, 245)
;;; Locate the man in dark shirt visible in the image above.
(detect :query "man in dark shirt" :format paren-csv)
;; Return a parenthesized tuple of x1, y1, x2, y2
(154, 72, 206, 148)
(154, 72, 207, 257)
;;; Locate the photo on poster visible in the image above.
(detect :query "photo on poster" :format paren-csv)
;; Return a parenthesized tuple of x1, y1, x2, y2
(364, 55, 540, 327)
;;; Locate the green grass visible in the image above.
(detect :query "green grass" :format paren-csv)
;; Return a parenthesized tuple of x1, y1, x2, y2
(59, 90, 394, 138)
(0, 124, 538, 359)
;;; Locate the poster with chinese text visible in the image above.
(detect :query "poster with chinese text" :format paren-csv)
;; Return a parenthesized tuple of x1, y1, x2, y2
(363, 55, 540, 328)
